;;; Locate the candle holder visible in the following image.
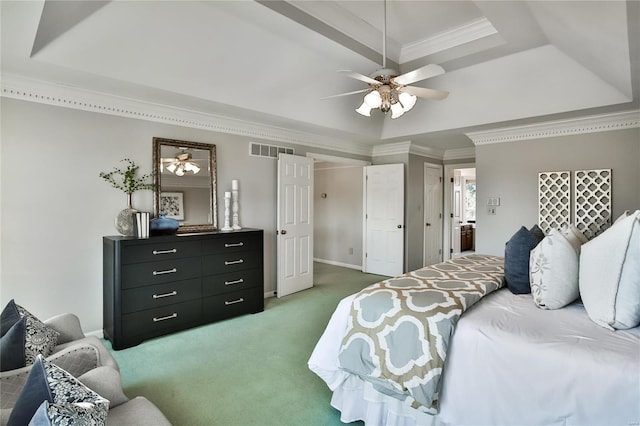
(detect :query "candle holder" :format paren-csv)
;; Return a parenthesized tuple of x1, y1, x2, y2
(232, 180, 242, 230)
(222, 191, 233, 231)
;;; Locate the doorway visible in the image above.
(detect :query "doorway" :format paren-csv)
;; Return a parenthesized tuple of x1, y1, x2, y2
(443, 163, 476, 260)
(307, 153, 370, 271)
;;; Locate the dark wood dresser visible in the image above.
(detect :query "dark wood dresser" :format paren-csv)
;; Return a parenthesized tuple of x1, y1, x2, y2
(103, 229, 264, 350)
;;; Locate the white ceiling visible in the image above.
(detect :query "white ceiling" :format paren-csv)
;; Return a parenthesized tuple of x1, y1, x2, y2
(2, 1, 638, 154)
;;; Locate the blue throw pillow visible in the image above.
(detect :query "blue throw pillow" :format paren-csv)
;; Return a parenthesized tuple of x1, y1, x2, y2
(7, 356, 53, 426)
(504, 225, 544, 294)
(1, 299, 21, 337)
(0, 317, 27, 371)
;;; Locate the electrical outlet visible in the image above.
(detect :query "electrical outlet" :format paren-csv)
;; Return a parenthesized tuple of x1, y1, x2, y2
(488, 206, 497, 215)
(348, 247, 354, 255)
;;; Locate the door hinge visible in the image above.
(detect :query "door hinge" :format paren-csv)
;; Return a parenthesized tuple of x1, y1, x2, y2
(439, 177, 442, 183)
(439, 213, 442, 219)
(450, 213, 454, 218)
(439, 249, 442, 254)
(450, 248, 454, 254)
(450, 177, 454, 183)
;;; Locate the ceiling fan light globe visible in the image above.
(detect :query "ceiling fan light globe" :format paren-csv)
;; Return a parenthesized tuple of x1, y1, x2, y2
(364, 90, 382, 108)
(356, 102, 372, 117)
(166, 163, 177, 173)
(399, 92, 417, 111)
(390, 102, 405, 119)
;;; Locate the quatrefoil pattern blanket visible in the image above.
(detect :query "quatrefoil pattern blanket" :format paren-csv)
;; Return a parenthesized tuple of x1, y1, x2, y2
(338, 254, 504, 413)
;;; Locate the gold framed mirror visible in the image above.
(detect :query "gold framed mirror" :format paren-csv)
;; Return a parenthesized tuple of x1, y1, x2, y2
(153, 137, 217, 232)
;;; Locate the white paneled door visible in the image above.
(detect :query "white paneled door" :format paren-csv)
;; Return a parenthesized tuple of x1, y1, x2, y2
(363, 164, 404, 277)
(451, 169, 462, 258)
(424, 163, 443, 266)
(277, 154, 314, 297)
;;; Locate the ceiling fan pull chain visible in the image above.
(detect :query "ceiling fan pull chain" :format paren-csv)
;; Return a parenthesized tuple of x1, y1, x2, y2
(382, 0, 387, 69)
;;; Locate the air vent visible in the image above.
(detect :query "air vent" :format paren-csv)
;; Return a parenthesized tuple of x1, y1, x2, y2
(250, 142, 294, 159)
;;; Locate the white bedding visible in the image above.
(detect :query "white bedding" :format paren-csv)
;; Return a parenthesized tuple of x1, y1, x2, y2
(309, 288, 640, 425)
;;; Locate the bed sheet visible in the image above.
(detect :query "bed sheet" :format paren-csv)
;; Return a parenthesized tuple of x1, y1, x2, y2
(309, 288, 640, 425)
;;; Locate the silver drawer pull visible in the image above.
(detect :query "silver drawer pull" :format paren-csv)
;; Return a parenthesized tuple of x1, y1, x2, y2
(153, 268, 177, 276)
(224, 259, 244, 265)
(224, 242, 244, 248)
(153, 291, 177, 299)
(225, 298, 244, 306)
(152, 249, 177, 255)
(224, 279, 244, 286)
(153, 313, 177, 322)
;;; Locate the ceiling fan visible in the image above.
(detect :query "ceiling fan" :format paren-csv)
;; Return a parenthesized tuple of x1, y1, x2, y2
(322, 0, 449, 119)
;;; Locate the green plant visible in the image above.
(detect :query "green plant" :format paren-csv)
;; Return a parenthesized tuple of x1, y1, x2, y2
(99, 158, 156, 194)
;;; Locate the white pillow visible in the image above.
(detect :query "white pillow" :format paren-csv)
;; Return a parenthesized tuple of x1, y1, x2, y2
(560, 224, 588, 254)
(529, 228, 581, 310)
(579, 210, 640, 330)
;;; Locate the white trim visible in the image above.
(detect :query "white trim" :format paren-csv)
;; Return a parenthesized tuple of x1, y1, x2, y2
(372, 141, 447, 160)
(400, 17, 498, 63)
(1, 73, 372, 156)
(443, 147, 475, 161)
(423, 162, 444, 267)
(264, 291, 276, 298)
(85, 329, 104, 339)
(466, 109, 640, 145)
(306, 152, 370, 166)
(313, 258, 362, 270)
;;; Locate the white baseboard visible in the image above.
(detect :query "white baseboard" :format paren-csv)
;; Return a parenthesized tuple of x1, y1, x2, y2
(313, 258, 362, 271)
(264, 291, 276, 298)
(85, 329, 104, 339)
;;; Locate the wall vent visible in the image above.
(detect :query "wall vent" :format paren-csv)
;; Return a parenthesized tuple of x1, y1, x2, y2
(250, 142, 294, 159)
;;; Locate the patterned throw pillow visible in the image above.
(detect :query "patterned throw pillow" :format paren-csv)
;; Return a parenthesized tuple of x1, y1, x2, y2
(7, 355, 109, 426)
(0, 300, 59, 371)
(15, 304, 60, 364)
(529, 228, 584, 310)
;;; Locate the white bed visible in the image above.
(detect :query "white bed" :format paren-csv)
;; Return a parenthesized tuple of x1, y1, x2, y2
(309, 287, 640, 425)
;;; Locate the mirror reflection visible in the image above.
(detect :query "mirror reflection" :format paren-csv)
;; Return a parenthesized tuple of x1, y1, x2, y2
(153, 137, 217, 232)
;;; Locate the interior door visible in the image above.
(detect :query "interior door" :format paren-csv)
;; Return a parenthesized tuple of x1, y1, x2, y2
(423, 163, 443, 266)
(363, 164, 404, 277)
(450, 169, 462, 258)
(277, 154, 313, 297)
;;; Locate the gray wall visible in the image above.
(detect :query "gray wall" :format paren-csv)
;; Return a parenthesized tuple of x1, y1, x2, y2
(476, 128, 640, 255)
(0, 98, 367, 333)
(313, 165, 363, 267)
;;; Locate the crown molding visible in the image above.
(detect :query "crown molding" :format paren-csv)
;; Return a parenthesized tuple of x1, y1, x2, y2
(0, 74, 373, 157)
(466, 109, 640, 145)
(372, 141, 455, 160)
(400, 17, 498, 63)
(443, 147, 475, 161)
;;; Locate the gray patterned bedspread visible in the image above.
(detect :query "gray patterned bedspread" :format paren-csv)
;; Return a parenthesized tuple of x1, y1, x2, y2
(338, 254, 504, 413)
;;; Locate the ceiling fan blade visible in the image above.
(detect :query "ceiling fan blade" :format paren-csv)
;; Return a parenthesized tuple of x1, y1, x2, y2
(392, 64, 445, 86)
(337, 70, 381, 86)
(401, 85, 449, 100)
(320, 88, 370, 100)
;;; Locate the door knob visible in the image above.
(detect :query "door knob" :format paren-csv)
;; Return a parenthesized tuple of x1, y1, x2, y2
(397, 225, 402, 229)
(426, 223, 431, 227)
(281, 230, 287, 235)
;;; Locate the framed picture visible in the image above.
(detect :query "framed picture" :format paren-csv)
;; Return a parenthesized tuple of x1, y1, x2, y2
(160, 192, 184, 220)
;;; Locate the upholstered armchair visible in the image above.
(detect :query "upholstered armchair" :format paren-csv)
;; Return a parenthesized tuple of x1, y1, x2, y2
(0, 312, 118, 413)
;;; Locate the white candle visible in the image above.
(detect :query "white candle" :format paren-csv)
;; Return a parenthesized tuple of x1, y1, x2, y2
(225, 191, 231, 198)
(231, 179, 239, 190)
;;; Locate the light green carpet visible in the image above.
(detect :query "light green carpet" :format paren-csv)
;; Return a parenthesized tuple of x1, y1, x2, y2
(107, 263, 386, 425)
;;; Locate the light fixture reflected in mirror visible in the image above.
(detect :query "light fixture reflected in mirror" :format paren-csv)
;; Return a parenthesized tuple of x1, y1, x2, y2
(165, 150, 201, 176)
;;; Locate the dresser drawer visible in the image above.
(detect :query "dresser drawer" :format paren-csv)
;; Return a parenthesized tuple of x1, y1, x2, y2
(122, 240, 201, 264)
(122, 278, 201, 313)
(122, 299, 201, 337)
(122, 257, 201, 289)
(202, 288, 263, 322)
(202, 251, 261, 275)
(202, 268, 262, 297)
(201, 233, 262, 255)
